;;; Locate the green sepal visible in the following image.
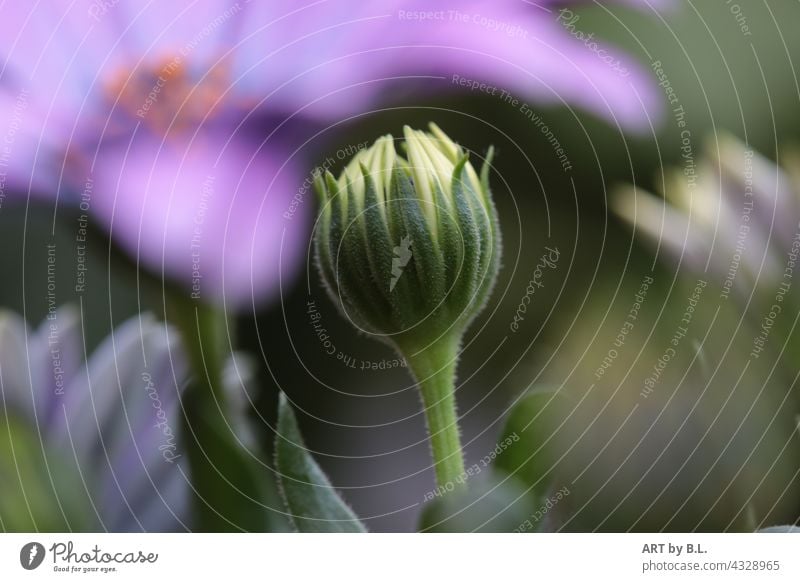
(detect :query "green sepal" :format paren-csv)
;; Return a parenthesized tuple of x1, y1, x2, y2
(388, 164, 445, 337)
(445, 156, 483, 322)
(313, 172, 337, 298)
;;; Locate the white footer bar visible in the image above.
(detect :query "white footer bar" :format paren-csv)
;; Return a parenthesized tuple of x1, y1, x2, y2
(1, 533, 797, 581)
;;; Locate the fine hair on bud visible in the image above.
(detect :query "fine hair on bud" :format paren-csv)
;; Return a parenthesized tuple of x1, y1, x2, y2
(312, 123, 501, 353)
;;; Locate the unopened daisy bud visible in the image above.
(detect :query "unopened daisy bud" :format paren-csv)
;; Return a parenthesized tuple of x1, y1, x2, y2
(314, 124, 500, 349)
(313, 124, 502, 486)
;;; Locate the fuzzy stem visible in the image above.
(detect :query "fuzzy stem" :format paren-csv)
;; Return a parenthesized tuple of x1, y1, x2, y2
(403, 335, 465, 489)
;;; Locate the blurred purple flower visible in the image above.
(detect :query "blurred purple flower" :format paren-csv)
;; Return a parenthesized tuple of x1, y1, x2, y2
(0, 307, 255, 531)
(0, 0, 665, 307)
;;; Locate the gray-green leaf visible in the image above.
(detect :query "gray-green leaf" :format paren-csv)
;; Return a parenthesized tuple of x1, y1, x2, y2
(275, 394, 366, 532)
(495, 387, 560, 497)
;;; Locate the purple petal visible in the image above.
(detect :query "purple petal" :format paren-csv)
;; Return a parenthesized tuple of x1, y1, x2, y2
(104, 0, 242, 62)
(89, 128, 309, 307)
(0, 1, 241, 110)
(0, 2, 128, 113)
(0, 92, 74, 198)
(54, 314, 154, 453)
(550, 0, 675, 11)
(31, 306, 83, 427)
(0, 310, 34, 416)
(56, 313, 191, 531)
(0, 307, 82, 429)
(233, 1, 662, 131)
(98, 317, 190, 532)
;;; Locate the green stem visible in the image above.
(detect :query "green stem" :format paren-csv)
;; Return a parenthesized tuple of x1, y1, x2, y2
(403, 335, 465, 489)
(167, 295, 267, 531)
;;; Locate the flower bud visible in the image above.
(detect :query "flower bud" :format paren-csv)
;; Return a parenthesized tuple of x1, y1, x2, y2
(313, 124, 501, 352)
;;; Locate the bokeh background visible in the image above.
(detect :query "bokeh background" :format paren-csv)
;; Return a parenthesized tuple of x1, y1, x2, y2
(1, 1, 799, 532)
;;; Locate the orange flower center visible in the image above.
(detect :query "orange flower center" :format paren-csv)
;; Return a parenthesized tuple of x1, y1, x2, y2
(105, 55, 230, 136)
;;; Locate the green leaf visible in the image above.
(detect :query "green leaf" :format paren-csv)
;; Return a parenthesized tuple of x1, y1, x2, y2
(418, 472, 537, 532)
(495, 388, 560, 497)
(0, 416, 89, 531)
(275, 394, 366, 532)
